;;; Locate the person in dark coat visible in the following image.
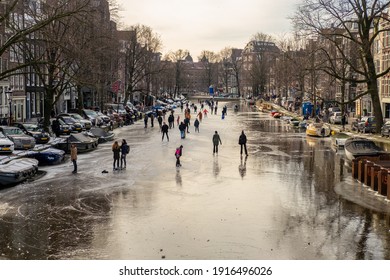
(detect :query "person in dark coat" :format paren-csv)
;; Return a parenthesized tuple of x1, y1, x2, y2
(120, 139, 129, 169)
(150, 114, 155, 127)
(168, 113, 175, 129)
(52, 119, 60, 137)
(184, 117, 190, 133)
(212, 131, 222, 154)
(238, 130, 248, 156)
(161, 122, 169, 141)
(112, 141, 121, 170)
(157, 115, 163, 129)
(144, 114, 148, 128)
(194, 118, 200, 133)
(179, 122, 186, 139)
(341, 113, 346, 131)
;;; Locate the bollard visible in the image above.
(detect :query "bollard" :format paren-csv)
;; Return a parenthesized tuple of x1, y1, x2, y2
(352, 158, 359, 179)
(370, 164, 381, 191)
(387, 173, 390, 200)
(364, 161, 374, 186)
(378, 168, 388, 196)
(358, 159, 367, 182)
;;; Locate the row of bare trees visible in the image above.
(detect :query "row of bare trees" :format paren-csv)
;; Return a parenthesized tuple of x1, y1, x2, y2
(1, 0, 120, 130)
(291, 0, 390, 132)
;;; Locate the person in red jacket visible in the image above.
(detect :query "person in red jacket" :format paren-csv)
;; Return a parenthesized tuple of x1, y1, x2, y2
(175, 145, 183, 167)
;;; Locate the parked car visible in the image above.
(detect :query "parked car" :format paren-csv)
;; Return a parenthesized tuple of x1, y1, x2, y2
(357, 116, 376, 133)
(329, 112, 348, 124)
(0, 126, 36, 150)
(381, 120, 390, 137)
(13, 122, 51, 144)
(0, 131, 14, 154)
(81, 109, 103, 126)
(328, 106, 341, 114)
(51, 118, 71, 136)
(67, 113, 92, 130)
(57, 115, 83, 133)
(96, 111, 111, 125)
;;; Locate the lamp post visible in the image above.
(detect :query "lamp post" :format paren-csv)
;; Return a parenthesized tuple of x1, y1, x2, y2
(5, 88, 12, 126)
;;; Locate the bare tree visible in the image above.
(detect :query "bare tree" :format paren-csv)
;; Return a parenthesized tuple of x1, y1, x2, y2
(293, 0, 390, 132)
(242, 32, 278, 96)
(122, 24, 163, 106)
(0, 0, 91, 81)
(164, 49, 190, 98)
(218, 47, 242, 96)
(198, 50, 219, 92)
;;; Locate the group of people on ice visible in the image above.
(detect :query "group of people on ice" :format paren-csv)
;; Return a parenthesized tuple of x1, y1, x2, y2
(106, 100, 248, 171)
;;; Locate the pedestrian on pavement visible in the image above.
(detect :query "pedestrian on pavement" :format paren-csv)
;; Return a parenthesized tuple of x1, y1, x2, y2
(179, 121, 186, 139)
(168, 113, 175, 129)
(184, 117, 190, 133)
(212, 131, 222, 154)
(203, 108, 208, 117)
(177, 115, 180, 126)
(70, 143, 77, 174)
(120, 139, 129, 169)
(238, 130, 248, 156)
(194, 118, 200, 133)
(144, 114, 148, 128)
(341, 113, 346, 131)
(150, 113, 155, 127)
(175, 145, 183, 167)
(157, 114, 163, 129)
(214, 105, 218, 115)
(112, 141, 120, 170)
(161, 122, 169, 141)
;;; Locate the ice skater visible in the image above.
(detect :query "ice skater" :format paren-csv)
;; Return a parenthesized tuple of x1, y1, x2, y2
(175, 145, 183, 167)
(212, 131, 222, 154)
(238, 130, 248, 156)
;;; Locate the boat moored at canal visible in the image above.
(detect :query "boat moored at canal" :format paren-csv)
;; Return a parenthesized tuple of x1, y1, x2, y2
(0, 158, 39, 187)
(344, 137, 387, 161)
(306, 122, 331, 137)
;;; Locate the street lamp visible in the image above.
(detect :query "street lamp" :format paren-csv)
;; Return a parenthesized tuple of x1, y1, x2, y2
(5, 88, 12, 126)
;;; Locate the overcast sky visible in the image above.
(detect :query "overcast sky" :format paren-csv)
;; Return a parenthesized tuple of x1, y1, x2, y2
(117, 0, 301, 60)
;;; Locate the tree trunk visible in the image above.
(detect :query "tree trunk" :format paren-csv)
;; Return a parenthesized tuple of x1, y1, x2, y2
(369, 78, 382, 133)
(43, 90, 54, 133)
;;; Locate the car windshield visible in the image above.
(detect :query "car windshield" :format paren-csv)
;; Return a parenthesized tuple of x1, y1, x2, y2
(57, 119, 66, 125)
(23, 124, 40, 131)
(84, 110, 98, 117)
(3, 127, 24, 135)
(61, 117, 75, 124)
(70, 114, 83, 120)
(0, 132, 7, 138)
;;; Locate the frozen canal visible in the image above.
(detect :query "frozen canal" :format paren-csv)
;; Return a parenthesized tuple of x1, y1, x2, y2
(1, 101, 390, 260)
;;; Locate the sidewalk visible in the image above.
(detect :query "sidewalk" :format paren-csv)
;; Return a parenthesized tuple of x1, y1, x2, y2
(257, 101, 390, 146)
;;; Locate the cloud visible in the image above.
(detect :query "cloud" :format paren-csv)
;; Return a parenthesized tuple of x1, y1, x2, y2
(117, 0, 300, 59)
